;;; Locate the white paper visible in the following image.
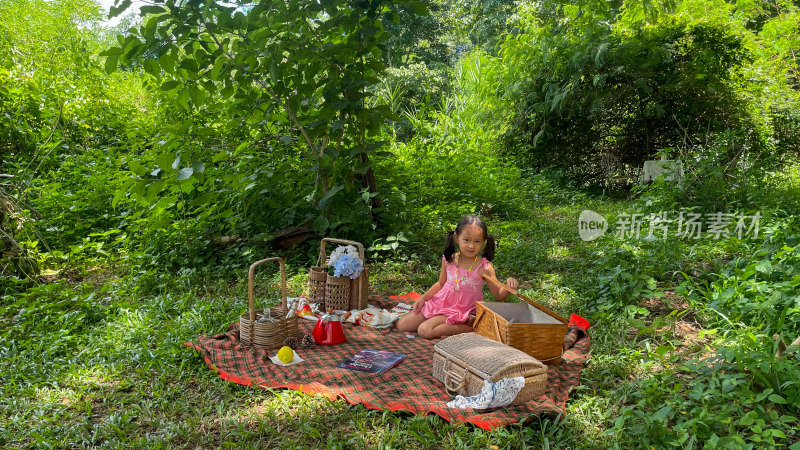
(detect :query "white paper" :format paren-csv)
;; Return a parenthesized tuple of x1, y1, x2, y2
(269, 352, 304, 366)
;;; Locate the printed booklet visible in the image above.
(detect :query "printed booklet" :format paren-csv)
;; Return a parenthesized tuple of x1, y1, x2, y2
(337, 349, 405, 374)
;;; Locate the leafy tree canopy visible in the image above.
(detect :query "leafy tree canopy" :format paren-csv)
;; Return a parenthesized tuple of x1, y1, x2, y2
(105, 0, 426, 237)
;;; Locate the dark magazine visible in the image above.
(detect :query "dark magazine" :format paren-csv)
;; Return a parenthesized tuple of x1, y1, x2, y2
(337, 349, 405, 374)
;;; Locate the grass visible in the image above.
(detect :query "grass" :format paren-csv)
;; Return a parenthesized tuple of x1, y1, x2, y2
(2, 175, 799, 448)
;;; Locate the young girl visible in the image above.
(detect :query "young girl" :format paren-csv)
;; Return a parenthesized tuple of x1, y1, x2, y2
(396, 215, 519, 339)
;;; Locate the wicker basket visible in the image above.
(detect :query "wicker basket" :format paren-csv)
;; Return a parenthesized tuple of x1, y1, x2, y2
(308, 266, 327, 305)
(475, 274, 568, 365)
(432, 333, 547, 405)
(325, 274, 351, 311)
(316, 238, 369, 311)
(240, 257, 299, 348)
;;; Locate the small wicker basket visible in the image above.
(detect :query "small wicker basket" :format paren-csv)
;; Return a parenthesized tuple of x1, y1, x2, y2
(240, 257, 299, 348)
(324, 274, 350, 311)
(308, 266, 327, 305)
(432, 333, 548, 405)
(312, 238, 369, 311)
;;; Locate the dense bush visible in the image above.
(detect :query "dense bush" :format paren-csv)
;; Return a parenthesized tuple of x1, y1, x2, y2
(497, 0, 800, 184)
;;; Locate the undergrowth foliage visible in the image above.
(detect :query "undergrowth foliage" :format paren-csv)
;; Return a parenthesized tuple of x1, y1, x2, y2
(1, 0, 800, 448)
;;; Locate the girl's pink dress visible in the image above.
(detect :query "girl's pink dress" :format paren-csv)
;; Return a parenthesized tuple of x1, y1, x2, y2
(420, 256, 487, 325)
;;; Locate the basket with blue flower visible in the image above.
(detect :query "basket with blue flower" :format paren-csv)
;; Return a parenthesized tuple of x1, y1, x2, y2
(310, 238, 369, 311)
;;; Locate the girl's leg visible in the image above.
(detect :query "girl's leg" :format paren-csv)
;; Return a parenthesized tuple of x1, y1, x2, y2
(418, 315, 474, 339)
(396, 311, 427, 332)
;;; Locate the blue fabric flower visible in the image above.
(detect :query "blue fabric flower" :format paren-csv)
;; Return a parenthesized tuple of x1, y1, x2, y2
(333, 254, 363, 279)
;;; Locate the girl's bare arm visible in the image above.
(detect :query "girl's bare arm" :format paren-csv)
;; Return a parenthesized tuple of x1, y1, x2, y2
(482, 262, 518, 301)
(414, 259, 448, 311)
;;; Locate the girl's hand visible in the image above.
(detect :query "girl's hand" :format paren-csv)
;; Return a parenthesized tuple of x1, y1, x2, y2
(505, 277, 519, 291)
(413, 297, 426, 313)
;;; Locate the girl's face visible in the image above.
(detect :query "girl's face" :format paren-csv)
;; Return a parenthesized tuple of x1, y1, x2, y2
(456, 224, 485, 260)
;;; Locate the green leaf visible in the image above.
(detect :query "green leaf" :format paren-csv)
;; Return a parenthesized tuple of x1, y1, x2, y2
(770, 429, 786, 439)
(190, 192, 215, 207)
(156, 153, 174, 171)
(652, 345, 673, 359)
(755, 261, 772, 274)
(191, 161, 206, 174)
(99, 47, 123, 57)
(312, 215, 329, 233)
(180, 179, 195, 194)
(270, 62, 280, 83)
(139, 5, 167, 15)
(756, 388, 773, 402)
(131, 179, 147, 199)
(109, 0, 132, 18)
(652, 405, 672, 421)
(768, 394, 787, 404)
(145, 181, 165, 203)
(628, 318, 646, 329)
(212, 151, 229, 162)
(159, 53, 175, 73)
(738, 411, 757, 426)
(318, 185, 344, 210)
(175, 167, 194, 181)
(160, 80, 181, 91)
(210, 56, 227, 80)
(142, 59, 160, 77)
(105, 55, 119, 74)
(220, 84, 234, 99)
(234, 141, 250, 154)
(128, 160, 146, 176)
(188, 86, 207, 106)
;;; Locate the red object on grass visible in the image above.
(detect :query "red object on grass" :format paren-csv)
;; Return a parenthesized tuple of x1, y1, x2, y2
(568, 314, 590, 331)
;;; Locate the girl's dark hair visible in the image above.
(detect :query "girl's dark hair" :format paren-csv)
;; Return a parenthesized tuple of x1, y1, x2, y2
(443, 215, 496, 263)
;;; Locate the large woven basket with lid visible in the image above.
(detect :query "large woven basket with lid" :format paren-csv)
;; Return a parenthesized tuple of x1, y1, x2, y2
(432, 332, 547, 405)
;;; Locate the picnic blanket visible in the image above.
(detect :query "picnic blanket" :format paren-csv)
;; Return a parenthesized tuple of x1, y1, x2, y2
(185, 293, 590, 430)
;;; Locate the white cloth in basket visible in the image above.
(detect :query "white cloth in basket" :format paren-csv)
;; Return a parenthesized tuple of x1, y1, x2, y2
(446, 376, 525, 409)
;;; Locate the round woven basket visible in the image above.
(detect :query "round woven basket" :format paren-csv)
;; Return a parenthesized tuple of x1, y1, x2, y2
(308, 266, 327, 305)
(240, 257, 299, 348)
(325, 274, 350, 311)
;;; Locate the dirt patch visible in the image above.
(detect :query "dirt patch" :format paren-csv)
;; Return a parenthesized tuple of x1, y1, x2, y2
(40, 265, 119, 287)
(627, 291, 707, 348)
(638, 291, 689, 315)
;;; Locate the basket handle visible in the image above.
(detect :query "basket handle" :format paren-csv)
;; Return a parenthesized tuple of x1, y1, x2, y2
(319, 238, 366, 267)
(443, 358, 469, 395)
(248, 257, 288, 324)
(481, 273, 568, 323)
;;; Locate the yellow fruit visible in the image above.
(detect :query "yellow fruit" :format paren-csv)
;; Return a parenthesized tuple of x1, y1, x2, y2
(277, 346, 294, 364)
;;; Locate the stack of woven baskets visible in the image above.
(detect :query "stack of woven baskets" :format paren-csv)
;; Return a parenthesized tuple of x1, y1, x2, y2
(308, 238, 369, 312)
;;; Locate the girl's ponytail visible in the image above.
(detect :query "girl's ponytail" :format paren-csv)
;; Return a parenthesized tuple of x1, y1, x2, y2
(483, 235, 496, 262)
(443, 230, 456, 263)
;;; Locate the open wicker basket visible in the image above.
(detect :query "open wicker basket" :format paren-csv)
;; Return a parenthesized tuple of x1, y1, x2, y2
(309, 238, 369, 311)
(240, 257, 299, 348)
(475, 274, 568, 365)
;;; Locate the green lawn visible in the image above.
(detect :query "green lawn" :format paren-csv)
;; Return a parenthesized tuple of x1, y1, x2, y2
(2, 189, 799, 448)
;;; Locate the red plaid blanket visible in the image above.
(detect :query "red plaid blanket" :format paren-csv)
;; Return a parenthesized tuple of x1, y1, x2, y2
(185, 294, 590, 430)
